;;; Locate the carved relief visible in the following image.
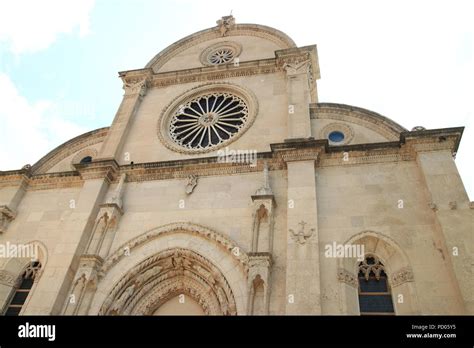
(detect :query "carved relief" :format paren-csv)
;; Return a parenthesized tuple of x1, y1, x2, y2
(390, 267, 414, 288)
(99, 248, 237, 316)
(63, 255, 102, 315)
(185, 174, 198, 195)
(0, 205, 16, 234)
(283, 59, 311, 76)
(216, 15, 235, 37)
(337, 268, 358, 288)
(101, 222, 249, 275)
(123, 78, 148, 97)
(289, 221, 315, 244)
(0, 270, 18, 287)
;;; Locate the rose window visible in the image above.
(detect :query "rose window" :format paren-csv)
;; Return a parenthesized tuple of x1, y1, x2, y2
(169, 93, 248, 150)
(208, 49, 234, 64)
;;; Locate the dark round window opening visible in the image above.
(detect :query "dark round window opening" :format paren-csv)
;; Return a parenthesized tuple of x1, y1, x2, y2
(328, 131, 345, 143)
(80, 156, 92, 164)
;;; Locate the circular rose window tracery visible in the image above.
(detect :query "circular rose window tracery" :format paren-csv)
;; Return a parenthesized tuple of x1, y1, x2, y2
(208, 49, 234, 65)
(170, 93, 248, 150)
(158, 83, 258, 154)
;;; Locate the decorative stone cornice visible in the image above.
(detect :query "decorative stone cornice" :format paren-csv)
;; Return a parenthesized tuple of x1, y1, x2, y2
(248, 252, 273, 268)
(271, 138, 323, 164)
(401, 127, 463, 155)
(120, 59, 281, 90)
(73, 159, 119, 183)
(1, 128, 464, 189)
(0, 171, 30, 189)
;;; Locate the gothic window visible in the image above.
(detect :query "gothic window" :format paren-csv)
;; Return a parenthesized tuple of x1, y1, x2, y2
(169, 92, 249, 150)
(80, 156, 92, 164)
(357, 256, 395, 315)
(4, 261, 42, 316)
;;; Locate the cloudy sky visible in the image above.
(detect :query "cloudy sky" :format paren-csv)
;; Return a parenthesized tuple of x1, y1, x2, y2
(0, 0, 472, 199)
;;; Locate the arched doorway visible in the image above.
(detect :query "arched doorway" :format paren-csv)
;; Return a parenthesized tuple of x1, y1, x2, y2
(99, 248, 237, 315)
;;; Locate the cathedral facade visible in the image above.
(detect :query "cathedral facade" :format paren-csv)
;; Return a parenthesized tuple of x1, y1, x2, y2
(0, 16, 472, 315)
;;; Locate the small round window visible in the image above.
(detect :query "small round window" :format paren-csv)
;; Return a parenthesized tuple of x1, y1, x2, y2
(199, 42, 242, 67)
(328, 131, 345, 143)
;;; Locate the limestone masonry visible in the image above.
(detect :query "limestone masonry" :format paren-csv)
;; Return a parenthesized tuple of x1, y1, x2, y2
(0, 16, 472, 315)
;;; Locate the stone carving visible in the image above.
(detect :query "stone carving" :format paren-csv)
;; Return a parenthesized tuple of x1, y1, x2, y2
(449, 201, 457, 210)
(100, 248, 237, 316)
(390, 267, 414, 288)
(428, 202, 438, 211)
(469, 202, 474, 209)
(283, 59, 311, 76)
(337, 268, 358, 288)
(101, 222, 249, 275)
(289, 221, 315, 244)
(216, 15, 235, 37)
(185, 174, 198, 195)
(123, 78, 148, 97)
(358, 255, 385, 281)
(0, 205, 16, 234)
(110, 283, 137, 315)
(411, 126, 426, 131)
(0, 270, 18, 286)
(135, 265, 163, 286)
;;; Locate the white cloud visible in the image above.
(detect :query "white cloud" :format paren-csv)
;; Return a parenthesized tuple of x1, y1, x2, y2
(0, 73, 88, 169)
(0, 0, 95, 54)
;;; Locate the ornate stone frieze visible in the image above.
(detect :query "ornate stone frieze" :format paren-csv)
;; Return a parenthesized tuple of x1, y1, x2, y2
(390, 267, 414, 288)
(0, 270, 19, 287)
(337, 268, 358, 288)
(101, 222, 249, 275)
(99, 248, 237, 316)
